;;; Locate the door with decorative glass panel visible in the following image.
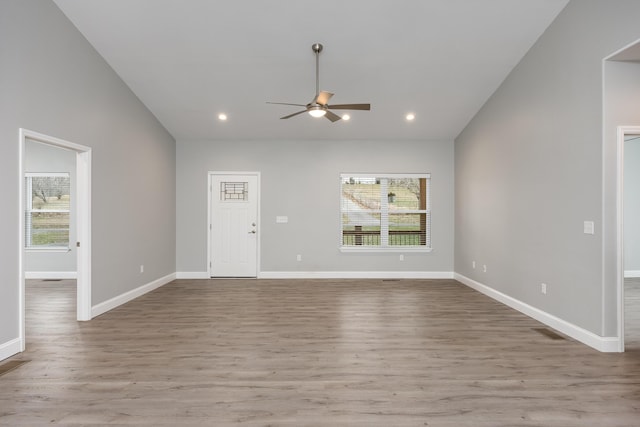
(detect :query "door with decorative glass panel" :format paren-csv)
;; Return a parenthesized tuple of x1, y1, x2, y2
(209, 173, 259, 277)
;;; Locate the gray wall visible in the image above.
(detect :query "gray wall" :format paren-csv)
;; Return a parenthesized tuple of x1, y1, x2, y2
(24, 140, 77, 274)
(177, 139, 454, 274)
(455, 0, 640, 337)
(625, 136, 640, 274)
(0, 0, 176, 349)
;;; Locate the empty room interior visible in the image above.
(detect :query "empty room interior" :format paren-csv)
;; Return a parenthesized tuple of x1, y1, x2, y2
(2, 0, 640, 425)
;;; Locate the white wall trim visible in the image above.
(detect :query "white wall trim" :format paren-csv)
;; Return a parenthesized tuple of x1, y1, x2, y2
(25, 271, 77, 280)
(624, 270, 640, 278)
(176, 272, 210, 279)
(0, 338, 22, 362)
(19, 128, 92, 354)
(91, 273, 175, 318)
(259, 271, 454, 279)
(178, 271, 454, 280)
(454, 273, 620, 353)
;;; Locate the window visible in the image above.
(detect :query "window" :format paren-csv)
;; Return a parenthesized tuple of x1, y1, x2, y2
(25, 173, 70, 250)
(340, 174, 431, 251)
(220, 181, 248, 201)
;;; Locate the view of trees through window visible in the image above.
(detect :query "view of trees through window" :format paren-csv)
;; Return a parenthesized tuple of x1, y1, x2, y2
(25, 173, 71, 248)
(341, 174, 431, 248)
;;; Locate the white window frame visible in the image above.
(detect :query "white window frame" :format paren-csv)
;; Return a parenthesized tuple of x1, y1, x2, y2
(339, 173, 432, 253)
(25, 172, 71, 252)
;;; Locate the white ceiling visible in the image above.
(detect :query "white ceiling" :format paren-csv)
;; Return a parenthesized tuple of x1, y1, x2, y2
(53, 0, 569, 141)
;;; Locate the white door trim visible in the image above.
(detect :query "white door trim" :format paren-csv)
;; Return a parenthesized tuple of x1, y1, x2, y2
(18, 129, 92, 351)
(207, 171, 260, 277)
(616, 126, 640, 352)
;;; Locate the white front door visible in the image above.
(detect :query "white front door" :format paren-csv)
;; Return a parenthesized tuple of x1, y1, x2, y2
(210, 173, 259, 277)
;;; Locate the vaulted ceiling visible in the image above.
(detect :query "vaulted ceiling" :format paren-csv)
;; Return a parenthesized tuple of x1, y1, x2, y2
(53, 0, 569, 141)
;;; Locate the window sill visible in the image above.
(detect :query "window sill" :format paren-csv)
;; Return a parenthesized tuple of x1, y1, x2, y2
(25, 247, 71, 253)
(340, 246, 433, 253)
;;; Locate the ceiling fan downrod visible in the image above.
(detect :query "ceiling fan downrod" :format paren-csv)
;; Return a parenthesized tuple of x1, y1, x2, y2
(312, 43, 323, 102)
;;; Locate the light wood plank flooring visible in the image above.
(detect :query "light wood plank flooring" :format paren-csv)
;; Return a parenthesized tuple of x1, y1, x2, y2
(1, 278, 639, 426)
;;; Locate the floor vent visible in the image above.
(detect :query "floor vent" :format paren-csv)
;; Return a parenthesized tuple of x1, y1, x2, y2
(533, 328, 566, 340)
(0, 360, 30, 378)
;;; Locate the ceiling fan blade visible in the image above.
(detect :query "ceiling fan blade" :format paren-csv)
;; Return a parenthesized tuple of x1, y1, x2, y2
(267, 102, 307, 107)
(280, 109, 308, 119)
(326, 103, 371, 110)
(314, 91, 334, 106)
(324, 110, 342, 122)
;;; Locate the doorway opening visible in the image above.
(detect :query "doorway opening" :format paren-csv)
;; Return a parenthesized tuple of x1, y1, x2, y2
(617, 127, 640, 352)
(18, 129, 92, 352)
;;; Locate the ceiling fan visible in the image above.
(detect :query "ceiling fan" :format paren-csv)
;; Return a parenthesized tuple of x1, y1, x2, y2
(267, 43, 371, 122)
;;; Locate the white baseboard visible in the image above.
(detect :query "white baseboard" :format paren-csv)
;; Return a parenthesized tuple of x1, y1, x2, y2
(624, 270, 640, 278)
(259, 271, 454, 279)
(454, 273, 620, 353)
(177, 271, 454, 280)
(0, 337, 22, 362)
(91, 273, 176, 318)
(25, 271, 77, 280)
(176, 272, 210, 279)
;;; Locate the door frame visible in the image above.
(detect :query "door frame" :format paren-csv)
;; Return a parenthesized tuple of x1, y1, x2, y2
(207, 171, 260, 277)
(18, 129, 92, 350)
(616, 126, 640, 352)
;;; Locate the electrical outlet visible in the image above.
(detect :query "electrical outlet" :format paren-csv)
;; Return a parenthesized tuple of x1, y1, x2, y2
(296, 254, 302, 262)
(472, 261, 476, 269)
(541, 283, 547, 294)
(140, 265, 144, 273)
(583, 221, 595, 235)
(399, 254, 404, 261)
(483, 264, 487, 273)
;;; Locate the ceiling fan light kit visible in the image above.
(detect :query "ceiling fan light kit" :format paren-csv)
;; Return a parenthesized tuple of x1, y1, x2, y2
(267, 43, 370, 122)
(308, 106, 326, 118)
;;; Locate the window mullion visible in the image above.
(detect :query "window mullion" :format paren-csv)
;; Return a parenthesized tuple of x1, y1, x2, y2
(380, 178, 389, 246)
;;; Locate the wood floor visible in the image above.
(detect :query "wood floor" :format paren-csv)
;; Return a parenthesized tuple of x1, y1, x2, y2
(1, 278, 639, 426)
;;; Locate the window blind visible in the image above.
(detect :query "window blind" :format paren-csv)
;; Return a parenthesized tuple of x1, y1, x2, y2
(340, 174, 431, 249)
(25, 173, 71, 248)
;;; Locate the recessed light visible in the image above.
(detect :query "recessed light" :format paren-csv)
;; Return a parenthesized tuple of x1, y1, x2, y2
(406, 113, 415, 121)
(218, 113, 228, 121)
(342, 114, 350, 121)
